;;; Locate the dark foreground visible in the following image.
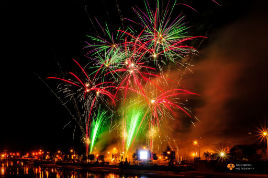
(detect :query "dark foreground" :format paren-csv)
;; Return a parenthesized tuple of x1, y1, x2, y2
(0, 160, 267, 178)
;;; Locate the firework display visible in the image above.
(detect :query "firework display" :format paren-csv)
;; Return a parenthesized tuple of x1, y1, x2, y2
(48, 0, 205, 157)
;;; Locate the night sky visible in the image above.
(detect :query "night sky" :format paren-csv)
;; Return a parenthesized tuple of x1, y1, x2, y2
(1, 0, 267, 153)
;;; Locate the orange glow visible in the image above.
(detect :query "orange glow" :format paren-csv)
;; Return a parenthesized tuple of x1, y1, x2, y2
(193, 140, 198, 145)
(122, 131, 127, 139)
(45, 170, 49, 178)
(1, 167, 5, 175)
(112, 147, 118, 154)
(263, 131, 268, 136)
(257, 127, 268, 142)
(25, 167, 29, 174)
(56, 172, 60, 178)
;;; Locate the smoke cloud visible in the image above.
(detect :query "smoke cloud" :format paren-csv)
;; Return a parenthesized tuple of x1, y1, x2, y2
(173, 2, 267, 155)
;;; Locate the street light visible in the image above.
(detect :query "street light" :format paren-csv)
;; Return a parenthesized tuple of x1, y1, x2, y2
(193, 140, 200, 159)
(219, 151, 226, 158)
(261, 130, 268, 160)
(258, 128, 268, 160)
(263, 131, 267, 137)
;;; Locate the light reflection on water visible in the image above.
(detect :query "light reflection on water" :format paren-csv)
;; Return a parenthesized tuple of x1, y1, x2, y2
(0, 161, 148, 178)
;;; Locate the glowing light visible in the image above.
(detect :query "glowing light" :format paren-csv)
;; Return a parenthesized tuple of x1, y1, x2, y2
(148, 127, 157, 138)
(122, 131, 127, 138)
(85, 137, 90, 145)
(257, 127, 268, 142)
(130, 63, 135, 68)
(1, 167, 5, 176)
(219, 151, 225, 157)
(139, 150, 149, 160)
(263, 131, 268, 136)
(193, 140, 198, 145)
(85, 83, 90, 87)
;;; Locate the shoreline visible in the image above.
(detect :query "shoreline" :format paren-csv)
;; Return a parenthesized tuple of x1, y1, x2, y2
(32, 161, 267, 177)
(1, 159, 267, 177)
(30, 163, 268, 178)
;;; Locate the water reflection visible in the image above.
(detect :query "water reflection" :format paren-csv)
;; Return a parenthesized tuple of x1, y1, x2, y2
(0, 160, 148, 178)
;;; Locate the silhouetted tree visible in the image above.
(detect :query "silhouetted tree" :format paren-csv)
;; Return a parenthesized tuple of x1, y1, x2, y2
(229, 144, 263, 161)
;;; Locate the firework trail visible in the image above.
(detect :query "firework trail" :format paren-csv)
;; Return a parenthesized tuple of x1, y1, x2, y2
(90, 107, 110, 153)
(48, 59, 115, 155)
(123, 104, 147, 152)
(85, 22, 125, 56)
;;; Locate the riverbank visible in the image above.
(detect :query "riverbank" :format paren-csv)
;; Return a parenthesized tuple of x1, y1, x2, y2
(31, 161, 267, 178)
(1, 159, 267, 178)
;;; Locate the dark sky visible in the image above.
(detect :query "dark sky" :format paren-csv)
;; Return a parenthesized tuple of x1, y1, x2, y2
(1, 0, 267, 152)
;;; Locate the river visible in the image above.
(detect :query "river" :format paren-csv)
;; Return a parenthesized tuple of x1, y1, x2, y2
(0, 160, 149, 178)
